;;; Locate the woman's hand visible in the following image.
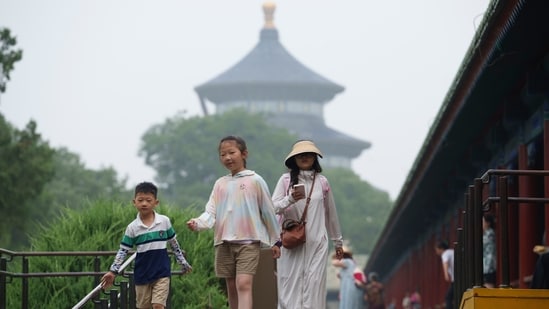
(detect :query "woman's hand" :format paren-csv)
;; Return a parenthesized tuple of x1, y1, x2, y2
(290, 187, 305, 201)
(271, 245, 281, 259)
(335, 246, 344, 260)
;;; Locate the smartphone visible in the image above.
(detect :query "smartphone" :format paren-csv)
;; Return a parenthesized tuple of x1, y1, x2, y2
(293, 184, 305, 195)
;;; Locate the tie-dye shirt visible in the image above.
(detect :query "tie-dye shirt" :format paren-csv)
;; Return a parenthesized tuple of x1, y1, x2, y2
(195, 169, 280, 247)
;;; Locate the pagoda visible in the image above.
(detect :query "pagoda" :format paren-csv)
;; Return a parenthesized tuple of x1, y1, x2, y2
(195, 2, 370, 168)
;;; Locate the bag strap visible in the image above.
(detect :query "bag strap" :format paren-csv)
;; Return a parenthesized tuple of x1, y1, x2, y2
(299, 172, 316, 223)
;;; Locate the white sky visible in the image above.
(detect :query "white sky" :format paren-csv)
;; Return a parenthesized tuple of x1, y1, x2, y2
(0, 1, 490, 199)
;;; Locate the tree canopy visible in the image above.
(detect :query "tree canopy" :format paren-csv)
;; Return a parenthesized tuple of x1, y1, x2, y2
(0, 28, 23, 93)
(0, 114, 55, 247)
(32, 147, 130, 215)
(0, 113, 130, 248)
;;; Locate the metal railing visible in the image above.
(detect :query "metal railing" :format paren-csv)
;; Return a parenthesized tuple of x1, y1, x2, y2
(454, 169, 549, 307)
(73, 252, 137, 309)
(0, 249, 181, 309)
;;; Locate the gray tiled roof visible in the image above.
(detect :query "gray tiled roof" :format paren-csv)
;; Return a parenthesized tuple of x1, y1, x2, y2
(195, 28, 344, 103)
(267, 114, 371, 156)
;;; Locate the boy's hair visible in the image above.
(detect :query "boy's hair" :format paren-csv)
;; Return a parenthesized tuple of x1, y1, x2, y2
(436, 240, 449, 250)
(219, 135, 248, 167)
(134, 182, 158, 198)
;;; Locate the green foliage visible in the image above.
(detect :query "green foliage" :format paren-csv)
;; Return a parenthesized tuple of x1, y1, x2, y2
(139, 109, 297, 206)
(32, 147, 130, 215)
(0, 113, 130, 250)
(0, 114, 55, 247)
(0, 27, 23, 93)
(5, 200, 228, 308)
(324, 169, 393, 254)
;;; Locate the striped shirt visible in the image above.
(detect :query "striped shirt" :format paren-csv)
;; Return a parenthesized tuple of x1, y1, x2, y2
(110, 212, 187, 284)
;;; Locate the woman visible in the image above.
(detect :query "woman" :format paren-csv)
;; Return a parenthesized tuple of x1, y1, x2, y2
(272, 140, 344, 309)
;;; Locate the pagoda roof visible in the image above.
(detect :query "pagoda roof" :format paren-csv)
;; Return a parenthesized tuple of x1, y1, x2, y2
(268, 114, 370, 157)
(195, 6, 344, 103)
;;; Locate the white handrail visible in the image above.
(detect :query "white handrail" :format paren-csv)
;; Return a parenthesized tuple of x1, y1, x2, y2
(72, 252, 137, 309)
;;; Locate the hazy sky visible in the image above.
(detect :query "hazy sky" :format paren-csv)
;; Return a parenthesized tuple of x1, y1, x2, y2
(0, 1, 490, 199)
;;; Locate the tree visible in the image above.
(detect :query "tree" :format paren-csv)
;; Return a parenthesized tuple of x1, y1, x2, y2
(0, 114, 130, 248)
(0, 28, 23, 93)
(0, 114, 55, 247)
(139, 109, 297, 207)
(31, 147, 130, 216)
(18, 147, 130, 249)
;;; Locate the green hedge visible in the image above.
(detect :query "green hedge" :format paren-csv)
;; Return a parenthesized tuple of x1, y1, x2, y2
(4, 200, 228, 308)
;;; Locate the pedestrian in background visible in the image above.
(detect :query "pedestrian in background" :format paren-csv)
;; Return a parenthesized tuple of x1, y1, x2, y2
(332, 246, 365, 309)
(483, 214, 496, 288)
(435, 240, 454, 309)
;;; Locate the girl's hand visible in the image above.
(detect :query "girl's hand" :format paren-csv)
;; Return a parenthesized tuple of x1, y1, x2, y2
(186, 219, 197, 231)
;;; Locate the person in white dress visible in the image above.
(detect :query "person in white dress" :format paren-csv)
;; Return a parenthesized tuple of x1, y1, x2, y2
(272, 140, 344, 309)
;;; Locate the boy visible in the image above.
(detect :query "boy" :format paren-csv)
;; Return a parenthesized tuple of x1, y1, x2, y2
(102, 182, 192, 309)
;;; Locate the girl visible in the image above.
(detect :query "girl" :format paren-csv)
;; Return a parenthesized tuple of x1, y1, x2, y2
(186, 135, 281, 309)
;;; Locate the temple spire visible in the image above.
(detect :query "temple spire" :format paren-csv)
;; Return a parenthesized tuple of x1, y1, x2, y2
(262, 2, 276, 29)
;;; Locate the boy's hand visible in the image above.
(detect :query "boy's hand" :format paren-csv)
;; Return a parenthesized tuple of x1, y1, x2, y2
(181, 261, 192, 275)
(101, 271, 116, 290)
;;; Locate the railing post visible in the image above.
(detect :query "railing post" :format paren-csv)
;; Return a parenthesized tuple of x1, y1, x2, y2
(109, 289, 118, 308)
(455, 230, 463, 307)
(94, 256, 101, 304)
(1, 257, 6, 309)
(467, 185, 475, 288)
(120, 281, 128, 309)
(129, 273, 136, 309)
(22, 256, 28, 309)
(473, 178, 484, 287)
(498, 175, 511, 288)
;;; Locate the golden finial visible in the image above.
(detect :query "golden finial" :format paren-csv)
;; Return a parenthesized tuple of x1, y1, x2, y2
(262, 2, 276, 29)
